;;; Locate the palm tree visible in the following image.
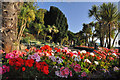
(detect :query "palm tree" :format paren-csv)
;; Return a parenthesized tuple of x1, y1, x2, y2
(100, 3, 118, 49)
(2, 2, 20, 53)
(89, 3, 119, 48)
(2, 2, 35, 53)
(88, 5, 105, 47)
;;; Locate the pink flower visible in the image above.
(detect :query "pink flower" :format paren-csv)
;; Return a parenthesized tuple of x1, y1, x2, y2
(109, 57, 114, 61)
(64, 47, 68, 50)
(81, 72, 87, 77)
(70, 63, 74, 68)
(60, 67, 69, 78)
(2, 65, 9, 74)
(0, 67, 2, 75)
(64, 68, 69, 75)
(70, 71, 72, 77)
(60, 66, 65, 71)
(74, 64, 81, 72)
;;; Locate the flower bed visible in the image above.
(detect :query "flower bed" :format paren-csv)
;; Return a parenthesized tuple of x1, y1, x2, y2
(1, 45, 120, 79)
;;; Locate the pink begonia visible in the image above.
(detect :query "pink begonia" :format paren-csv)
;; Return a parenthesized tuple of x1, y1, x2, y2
(64, 47, 68, 50)
(2, 65, 9, 74)
(74, 64, 81, 72)
(0, 67, 2, 75)
(81, 72, 87, 77)
(60, 66, 65, 71)
(56, 67, 72, 78)
(60, 67, 70, 78)
(5, 50, 23, 59)
(70, 71, 72, 77)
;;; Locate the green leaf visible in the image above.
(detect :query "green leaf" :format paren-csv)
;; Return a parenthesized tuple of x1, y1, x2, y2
(53, 62, 56, 65)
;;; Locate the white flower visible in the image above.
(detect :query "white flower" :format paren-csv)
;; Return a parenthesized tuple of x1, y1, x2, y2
(84, 59, 91, 64)
(72, 54, 78, 58)
(80, 50, 86, 54)
(53, 66, 58, 69)
(49, 56, 56, 62)
(112, 53, 117, 56)
(68, 49, 71, 52)
(90, 52, 95, 56)
(55, 71, 60, 77)
(51, 52, 54, 56)
(94, 61, 99, 65)
(72, 51, 78, 54)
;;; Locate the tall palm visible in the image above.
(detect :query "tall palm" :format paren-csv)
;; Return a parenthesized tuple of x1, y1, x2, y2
(2, 2, 20, 53)
(100, 3, 118, 49)
(88, 5, 105, 47)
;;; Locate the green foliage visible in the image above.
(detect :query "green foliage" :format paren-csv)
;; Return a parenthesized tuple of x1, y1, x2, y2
(44, 6, 68, 43)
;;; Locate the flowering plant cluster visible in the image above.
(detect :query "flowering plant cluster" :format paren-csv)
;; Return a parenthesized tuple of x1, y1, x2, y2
(1, 45, 120, 79)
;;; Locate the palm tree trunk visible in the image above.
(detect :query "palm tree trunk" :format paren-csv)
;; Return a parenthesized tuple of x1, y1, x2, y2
(99, 22, 103, 47)
(2, 2, 19, 53)
(112, 32, 119, 47)
(108, 23, 111, 49)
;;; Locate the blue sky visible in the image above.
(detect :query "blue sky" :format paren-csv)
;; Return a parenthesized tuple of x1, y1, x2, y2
(37, 2, 117, 33)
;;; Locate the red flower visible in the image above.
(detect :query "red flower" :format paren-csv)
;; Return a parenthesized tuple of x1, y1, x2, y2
(42, 66, 49, 74)
(15, 58, 24, 67)
(109, 57, 114, 61)
(55, 48, 58, 50)
(15, 67, 19, 70)
(25, 49, 29, 52)
(22, 67, 25, 71)
(97, 56, 100, 60)
(9, 59, 15, 66)
(67, 52, 73, 57)
(57, 49, 61, 53)
(35, 61, 49, 74)
(15, 62, 21, 67)
(109, 53, 111, 55)
(35, 62, 41, 71)
(62, 56, 65, 59)
(78, 52, 80, 55)
(81, 56, 84, 59)
(25, 59, 34, 67)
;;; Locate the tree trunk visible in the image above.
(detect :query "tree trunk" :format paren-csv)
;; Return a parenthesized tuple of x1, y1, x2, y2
(2, 2, 19, 53)
(108, 23, 111, 49)
(112, 32, 119, 47)
(99, 22, 103, 47)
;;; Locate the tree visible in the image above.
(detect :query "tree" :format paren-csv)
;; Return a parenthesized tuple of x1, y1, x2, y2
(44, 6, 68, 43)
(89, 21, 96, 45)
(88, 3, 119, 48)
(28, 8, 47, 41)
(82, 23, 92, 46)
(88, 5, 105, 47)
(2, 2, 21, 53)
(18, 2, 35, 42)
(100, 3, 118, 49)
(1, 2, 36, 53)
(75, 31, 85, 46)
